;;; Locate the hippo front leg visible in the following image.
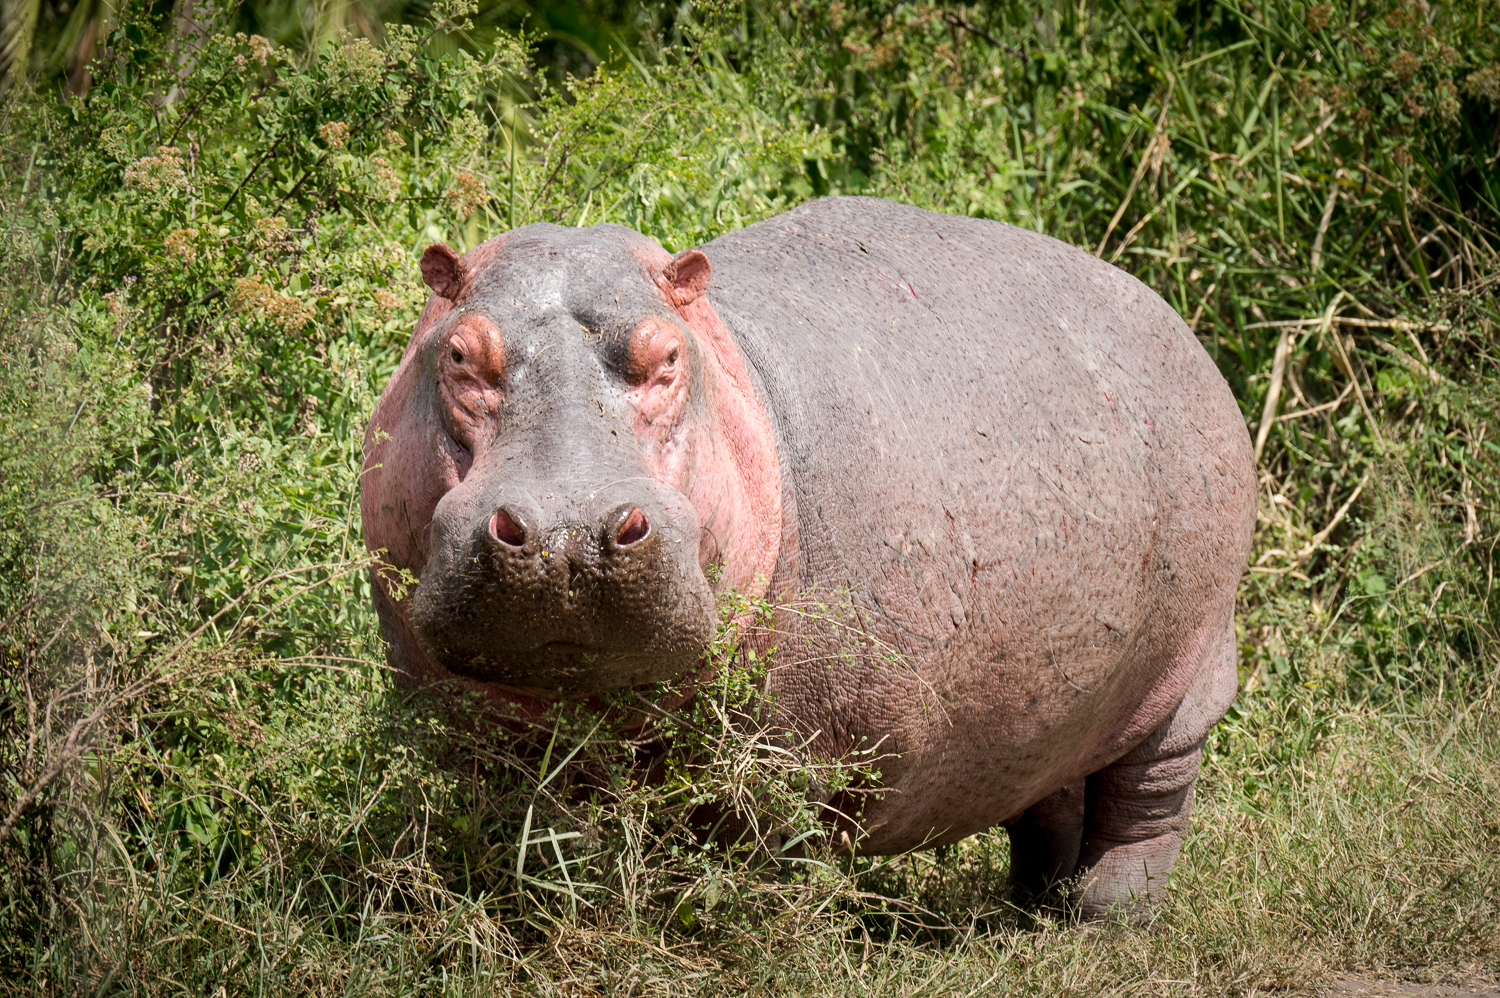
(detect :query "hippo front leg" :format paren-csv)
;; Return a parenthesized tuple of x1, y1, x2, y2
(1006, 780, 1085, 911)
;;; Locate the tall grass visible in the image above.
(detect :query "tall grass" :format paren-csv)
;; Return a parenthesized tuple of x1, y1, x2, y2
(2, 1, 1499, 994)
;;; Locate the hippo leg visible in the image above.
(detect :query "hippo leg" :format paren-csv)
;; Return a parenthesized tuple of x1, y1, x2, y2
(1005, 780, 1085, 911)
(1071, 732, 1204, 921)
(1071, 615, 1238, 921)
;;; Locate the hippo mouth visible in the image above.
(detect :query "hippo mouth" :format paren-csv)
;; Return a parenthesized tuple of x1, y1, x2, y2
(409, 554, 718, 688)
(435, 640, 709, 690)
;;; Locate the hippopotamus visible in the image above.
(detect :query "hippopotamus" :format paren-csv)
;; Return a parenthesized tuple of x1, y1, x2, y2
(360, 196, 1256, 918)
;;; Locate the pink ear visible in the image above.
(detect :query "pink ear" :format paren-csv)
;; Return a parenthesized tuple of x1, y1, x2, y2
(663, 250, 711, 306)
(420, 243, 464, 300)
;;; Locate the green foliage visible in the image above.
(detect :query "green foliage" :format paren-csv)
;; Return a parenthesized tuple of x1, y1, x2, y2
(2, 0, 1500, 994)
(23, 594, 878, 993)
(0, 3, 824, 987)
(1, 0, 658, 96)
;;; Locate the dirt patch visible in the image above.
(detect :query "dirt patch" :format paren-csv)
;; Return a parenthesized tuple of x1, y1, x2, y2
(1325, 978, 1500, 998)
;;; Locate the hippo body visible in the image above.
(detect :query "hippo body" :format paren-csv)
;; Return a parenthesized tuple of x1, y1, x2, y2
(362, 197, 1256, 917)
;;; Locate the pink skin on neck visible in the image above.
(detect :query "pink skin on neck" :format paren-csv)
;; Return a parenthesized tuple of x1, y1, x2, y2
(639, 244, 783, 606)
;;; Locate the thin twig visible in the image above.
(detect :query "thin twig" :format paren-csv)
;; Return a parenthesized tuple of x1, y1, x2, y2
(1108, 165, 1202, 264)
(1094, 82, 1174, 258)
(942, 11, 1025, 60)
(1324, 307, 1388, 457)
(1310, 184, 1338, 272)
(1278, 381, 1353, 422)
(219, 132, 296, 214)
(1241, 315, 1449, 332)
(1300, 472, 1372, 557)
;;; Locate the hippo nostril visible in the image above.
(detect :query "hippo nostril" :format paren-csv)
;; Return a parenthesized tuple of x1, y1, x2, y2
(490, 507, 527, 547)
(614, 507, 650, 547)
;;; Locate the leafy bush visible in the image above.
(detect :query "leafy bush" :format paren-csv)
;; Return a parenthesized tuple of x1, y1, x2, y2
(3, 0, 1500, 994)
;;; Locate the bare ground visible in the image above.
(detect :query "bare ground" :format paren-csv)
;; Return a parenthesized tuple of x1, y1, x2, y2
(1325, 978, 1500, 998)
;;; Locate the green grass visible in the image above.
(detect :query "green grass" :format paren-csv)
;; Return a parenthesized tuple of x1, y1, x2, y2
(3, 1, 1500, 994)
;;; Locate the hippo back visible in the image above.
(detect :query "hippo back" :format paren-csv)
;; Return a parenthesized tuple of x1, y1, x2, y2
(699, 197, 1254, 851)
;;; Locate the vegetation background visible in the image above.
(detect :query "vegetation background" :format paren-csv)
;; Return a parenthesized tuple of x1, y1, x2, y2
(3, 0, 1500, 994)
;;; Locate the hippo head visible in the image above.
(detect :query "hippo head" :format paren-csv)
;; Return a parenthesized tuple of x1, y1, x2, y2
(361, 224, 782, 692)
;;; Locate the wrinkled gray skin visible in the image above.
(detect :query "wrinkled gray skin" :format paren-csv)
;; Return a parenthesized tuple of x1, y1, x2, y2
(362, 197, 1256, 919)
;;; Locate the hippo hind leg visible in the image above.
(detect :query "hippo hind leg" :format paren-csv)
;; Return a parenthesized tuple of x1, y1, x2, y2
(1070, 612, 1238, 921)
(1005, 746, 1205, 923)
(1005, 612, 1237, 921)
(1070, 728, 1205, 921)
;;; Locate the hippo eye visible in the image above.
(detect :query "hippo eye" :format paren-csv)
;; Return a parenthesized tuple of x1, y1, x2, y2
(666, 348, 679, 365)
(451, 347, 464, 364)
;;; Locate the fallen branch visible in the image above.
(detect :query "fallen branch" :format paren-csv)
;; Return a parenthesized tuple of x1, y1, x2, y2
(1242, 316, 1450, 332)
(1253, 326, 1291, 465)
(1278, 381, 1353, 422)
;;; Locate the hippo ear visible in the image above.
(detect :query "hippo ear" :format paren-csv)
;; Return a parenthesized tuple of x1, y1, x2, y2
(420, 243, 465, 301)
(662, 250, 711, 306)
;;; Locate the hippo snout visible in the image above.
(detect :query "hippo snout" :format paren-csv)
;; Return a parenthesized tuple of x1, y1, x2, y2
(408, 482, 717, 690)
